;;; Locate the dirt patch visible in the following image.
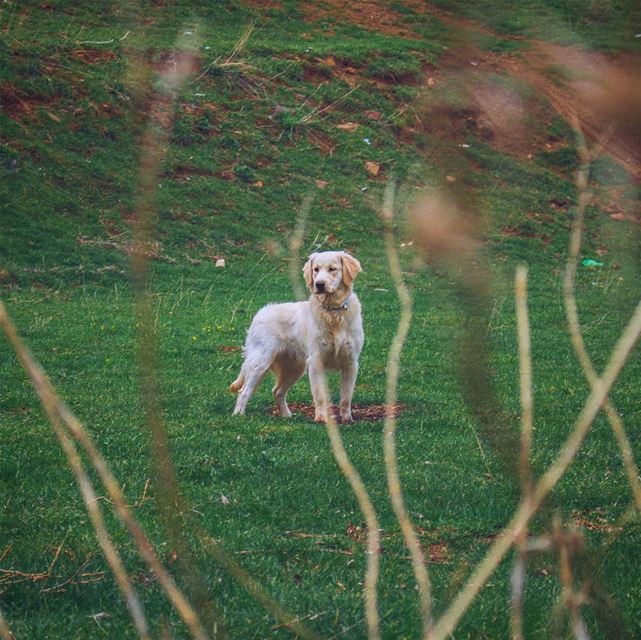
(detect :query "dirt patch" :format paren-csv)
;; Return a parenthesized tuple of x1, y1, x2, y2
(426, 542, 452, 564)
(70, 49, 118, 64)
(419, 6, 641, 179)
(572, 510, 622, 534)
(0, 83, 56, 120)
(269, 402, 403, 422)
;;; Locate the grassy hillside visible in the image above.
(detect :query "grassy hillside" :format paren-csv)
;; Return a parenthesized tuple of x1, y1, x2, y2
(1, 1, 641, 638)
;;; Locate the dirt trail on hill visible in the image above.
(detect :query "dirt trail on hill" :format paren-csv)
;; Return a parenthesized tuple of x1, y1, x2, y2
(296, 0, 641, 182)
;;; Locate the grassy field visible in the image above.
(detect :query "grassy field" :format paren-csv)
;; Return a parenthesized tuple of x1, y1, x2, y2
(1, 1, 641, 638)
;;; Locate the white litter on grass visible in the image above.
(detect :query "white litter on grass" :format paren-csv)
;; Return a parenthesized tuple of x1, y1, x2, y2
(215, 258, 225, 268)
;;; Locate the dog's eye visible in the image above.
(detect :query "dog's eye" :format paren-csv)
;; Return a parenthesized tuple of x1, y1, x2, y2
(329, 267, 337, 272)
(313, 267, 319, 273)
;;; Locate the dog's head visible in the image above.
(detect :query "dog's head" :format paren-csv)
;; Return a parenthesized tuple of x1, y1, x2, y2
(303, 251, 362, 297)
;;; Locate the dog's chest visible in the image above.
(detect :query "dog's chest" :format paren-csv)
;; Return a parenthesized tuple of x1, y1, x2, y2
(317, 314, 362, 368)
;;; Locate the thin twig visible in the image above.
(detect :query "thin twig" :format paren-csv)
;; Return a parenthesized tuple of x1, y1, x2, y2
(515, 266, 534, 497)
(563, 120, 641, 515)
(428, 296, 641, 640)
(0, 608, 15, 640)
(194, 22, 255, 82)
(381, 181, 433, 635)
(288, 194, 313, 301)
(298, 84, 361, 124)
(127, 27, 227, 636)
(511, 265, 534, 640)
(510, 551, 527, 640)
(0, 303, 151, 640)
(555, 518, 591, 640)
(323, 390, 381, 640)
(127, 24, 320, 639)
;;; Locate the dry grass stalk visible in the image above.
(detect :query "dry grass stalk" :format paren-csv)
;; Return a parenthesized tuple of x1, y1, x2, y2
(0, 302, 150, 640)
(322, 377, 381, 640)
(127, 33, 227, 636)
(515, 266, 534, 497)
(288, 194, 313, 301)
(195, 22, 255, 83)
(223, 22, 255, 66)
(511, 265, 534, 640)
(298, 84, 361, 124)
(381, 182, 433, 635)
(0, 608, 15, 640)
(128, 26, 321, 639)
(427, 292, 641, 640)
(325, 416, 381, 640)
(284, 187, 380, 638)
(563, 121, 641, 514)
(554, 519, 590, 640)
(510, 551, 527, 640)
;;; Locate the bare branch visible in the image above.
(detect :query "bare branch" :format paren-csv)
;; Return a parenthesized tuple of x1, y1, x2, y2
(563, 121, 641, 514)
(0, 302, 151, 640)
(511, 265, 534, 640)
(428, 295, 641, 640)
(0, 607, 16, 640)
(288, 194, 313, 301)
(323, 387, 381, 640)
(381, 181, 433, 635)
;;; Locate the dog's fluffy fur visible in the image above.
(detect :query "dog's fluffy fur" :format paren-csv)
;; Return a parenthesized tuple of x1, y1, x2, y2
(230, 251, 363, 422)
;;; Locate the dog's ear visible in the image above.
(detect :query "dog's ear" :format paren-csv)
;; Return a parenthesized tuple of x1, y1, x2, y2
(341, 252, 362, 286)
(303, 253, 317, 290)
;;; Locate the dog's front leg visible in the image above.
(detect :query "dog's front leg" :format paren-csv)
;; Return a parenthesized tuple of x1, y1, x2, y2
(308, 355, 329, 423)
(339, 363, 358, 423)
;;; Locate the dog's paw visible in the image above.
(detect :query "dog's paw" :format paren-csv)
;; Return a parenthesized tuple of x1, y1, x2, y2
(314, 413, 329, 423)
(340, 413, 353, 423)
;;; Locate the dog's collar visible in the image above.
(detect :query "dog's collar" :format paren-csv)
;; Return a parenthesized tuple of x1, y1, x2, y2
(321, 293, 352, 312)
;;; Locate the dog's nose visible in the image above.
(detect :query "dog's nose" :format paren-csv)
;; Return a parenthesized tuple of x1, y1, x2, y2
(315, 281, 325, 293)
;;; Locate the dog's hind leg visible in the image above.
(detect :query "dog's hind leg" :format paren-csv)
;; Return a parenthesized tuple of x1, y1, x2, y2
(232, 355, 271, 415)
(271, 358, 305, 418)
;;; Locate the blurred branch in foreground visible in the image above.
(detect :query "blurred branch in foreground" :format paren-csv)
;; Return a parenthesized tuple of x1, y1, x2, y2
(382, 181, 433, 637)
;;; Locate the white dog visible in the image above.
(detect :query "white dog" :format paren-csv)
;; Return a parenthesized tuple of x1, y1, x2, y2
(230, 251, 363, 423)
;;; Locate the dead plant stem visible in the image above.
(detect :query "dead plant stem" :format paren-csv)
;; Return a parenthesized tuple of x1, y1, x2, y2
(381, 181, 433, 635)
(563, 122, 641, 514)
(288, 194, 313, 301)
(0, 303, 151, 640)
(511, 265, 534, 640)
(428, 295, 641, 640)
(324, 401, 381, 640)
(0, 607, 15, 640)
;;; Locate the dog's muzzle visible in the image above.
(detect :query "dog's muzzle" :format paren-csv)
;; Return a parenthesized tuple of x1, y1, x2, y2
(315, 281, 326, 293)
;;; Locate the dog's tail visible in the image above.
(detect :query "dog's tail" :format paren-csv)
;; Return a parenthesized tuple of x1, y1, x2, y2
(230, 373, 244, 394)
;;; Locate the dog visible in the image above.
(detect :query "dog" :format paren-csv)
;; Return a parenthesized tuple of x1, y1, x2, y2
(230, 251, 363, 423)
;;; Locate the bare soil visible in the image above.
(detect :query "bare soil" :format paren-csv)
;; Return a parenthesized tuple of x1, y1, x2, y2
(284, 0, 641, 181)
(269, 402, 403, 422)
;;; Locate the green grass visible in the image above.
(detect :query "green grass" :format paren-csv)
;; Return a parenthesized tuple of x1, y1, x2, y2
(2, 1, 641, 639)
